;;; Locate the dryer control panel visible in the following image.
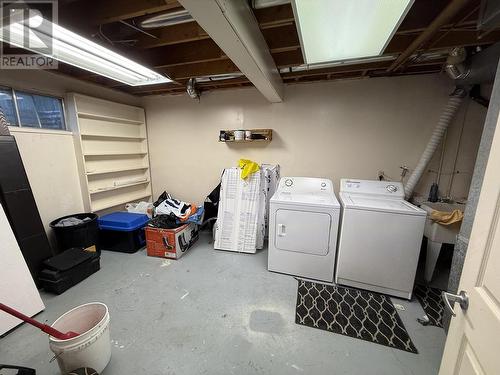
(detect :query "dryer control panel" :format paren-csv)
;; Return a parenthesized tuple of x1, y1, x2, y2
(277, 177, 334, 194)
(340, 178, 404, 198)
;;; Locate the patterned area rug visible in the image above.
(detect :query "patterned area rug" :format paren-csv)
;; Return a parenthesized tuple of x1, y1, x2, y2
(414, 284, 445, 328)
(295, 280, 418, 353)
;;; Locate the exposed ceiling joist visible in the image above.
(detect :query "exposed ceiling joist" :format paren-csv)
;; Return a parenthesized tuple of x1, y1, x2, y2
(254, 4, 295, 29)
(387, 0, 472, 72)
(179, 0, 283, 102)
(136, 22, 208, 48)
(159, 60, 239, 80)
(145, 39, 227, 67)
(135, 6, 297, 49)
(93, 0, 181, 25)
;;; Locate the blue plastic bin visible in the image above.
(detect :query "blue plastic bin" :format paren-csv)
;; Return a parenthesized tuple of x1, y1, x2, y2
(98, 212, 149, 253)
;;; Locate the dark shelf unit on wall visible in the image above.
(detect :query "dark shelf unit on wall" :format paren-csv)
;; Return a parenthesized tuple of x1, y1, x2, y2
(0, 135, 54, 286)
(219, 129, 273, 143)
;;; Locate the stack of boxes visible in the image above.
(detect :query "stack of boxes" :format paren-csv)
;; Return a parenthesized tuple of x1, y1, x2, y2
(214, 164, 279, 253)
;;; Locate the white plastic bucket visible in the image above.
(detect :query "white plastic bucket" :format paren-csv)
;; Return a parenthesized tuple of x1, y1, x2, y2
(49, 302, 111, 374)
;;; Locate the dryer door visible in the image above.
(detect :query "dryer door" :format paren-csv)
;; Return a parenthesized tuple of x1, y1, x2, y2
(275, 209, 331, 255)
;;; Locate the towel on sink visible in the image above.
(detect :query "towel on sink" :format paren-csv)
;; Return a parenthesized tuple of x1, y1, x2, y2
(430, 209, 463, 225)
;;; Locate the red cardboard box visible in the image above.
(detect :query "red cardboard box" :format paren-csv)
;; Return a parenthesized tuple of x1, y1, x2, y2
(145, 222, 199, 259)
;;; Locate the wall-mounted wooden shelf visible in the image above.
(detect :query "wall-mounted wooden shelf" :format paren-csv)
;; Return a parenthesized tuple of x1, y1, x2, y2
(81, 133, 146, 141)
(86, 166, 149, 176)
(89, 180, 150, 195)
(219, 128, 272, 143)
(78, 112, 144, 126)
(83, 151, 148, 157)
(66, 93, 152, 213)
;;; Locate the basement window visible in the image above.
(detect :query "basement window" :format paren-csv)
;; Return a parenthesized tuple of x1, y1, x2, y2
(0, 86, 66, 130)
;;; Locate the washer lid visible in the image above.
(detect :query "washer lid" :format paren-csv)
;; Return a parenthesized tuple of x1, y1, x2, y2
(341, 194, 426, 216)
(271, 192, 340, 208)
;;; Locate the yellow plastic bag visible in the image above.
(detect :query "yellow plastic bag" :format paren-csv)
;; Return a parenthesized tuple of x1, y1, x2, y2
(238, 159, 260, 179)
(430, 209, 464, 225)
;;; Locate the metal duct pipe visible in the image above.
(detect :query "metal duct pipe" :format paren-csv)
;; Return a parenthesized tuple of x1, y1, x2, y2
(456, 42, 500, 85)
(140, 9, 193, 29)
(186, 78, 200, 99)
(252, 0, 290, 9)
(404, 88, 467, 199)
(141, 0, 290, 29)
(445, 47, 469, 80)
(387, 0, 470, 72)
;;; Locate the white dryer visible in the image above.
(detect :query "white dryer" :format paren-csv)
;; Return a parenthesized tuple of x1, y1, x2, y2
(335, 179, 426, 299)
(268, 177, 340, 282)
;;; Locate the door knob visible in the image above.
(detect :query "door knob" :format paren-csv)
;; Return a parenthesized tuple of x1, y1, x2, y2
(442, 290, 469, 317)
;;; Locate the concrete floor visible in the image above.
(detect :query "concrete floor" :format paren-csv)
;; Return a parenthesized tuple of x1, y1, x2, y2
(1, 232, 446, 375)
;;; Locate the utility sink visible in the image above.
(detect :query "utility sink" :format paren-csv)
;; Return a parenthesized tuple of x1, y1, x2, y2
(421, 202, 465, 244)
(420, 201, 466, 282)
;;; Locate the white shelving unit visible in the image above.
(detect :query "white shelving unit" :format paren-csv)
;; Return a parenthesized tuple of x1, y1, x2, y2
(66, 93, 152, 212)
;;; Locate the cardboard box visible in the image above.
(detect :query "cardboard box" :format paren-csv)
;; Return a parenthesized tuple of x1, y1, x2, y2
(214, 164, 279, 253)
(145, 223, 199, 259)
(257, 164, 280, 248)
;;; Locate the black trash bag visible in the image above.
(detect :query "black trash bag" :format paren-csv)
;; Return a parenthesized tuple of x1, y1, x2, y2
(203, 183, 221, 230)
(147, 214, 182, 230)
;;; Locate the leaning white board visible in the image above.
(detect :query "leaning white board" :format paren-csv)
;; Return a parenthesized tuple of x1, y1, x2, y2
(0, 203, 45, 335)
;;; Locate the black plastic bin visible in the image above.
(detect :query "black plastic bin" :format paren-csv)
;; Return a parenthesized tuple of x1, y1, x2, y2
(50, 213, 100, 254)
(39, 247, 101, 294)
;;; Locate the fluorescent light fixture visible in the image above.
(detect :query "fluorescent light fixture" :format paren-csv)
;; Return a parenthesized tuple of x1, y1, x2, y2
(0, 13, 171, 86)
(292, 0, 414, 64)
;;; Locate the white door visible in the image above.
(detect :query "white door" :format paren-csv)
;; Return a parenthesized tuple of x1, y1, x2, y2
(275, 209, 331, 255)
(439, 110, 500, 374)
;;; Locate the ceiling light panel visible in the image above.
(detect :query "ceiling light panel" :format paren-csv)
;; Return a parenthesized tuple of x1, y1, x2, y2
(292, 0, 414, 65)
(0, 14, 171, 86)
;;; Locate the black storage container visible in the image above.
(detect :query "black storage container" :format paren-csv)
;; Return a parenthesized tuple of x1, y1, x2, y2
(98, 212, 149, 253)
(50, 213, 100, 254)
(0, 135, 54, 284)
(39, 247, 100, 294)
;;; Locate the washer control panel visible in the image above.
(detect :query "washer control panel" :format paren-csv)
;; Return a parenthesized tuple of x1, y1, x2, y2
(340, 179, 404, 197)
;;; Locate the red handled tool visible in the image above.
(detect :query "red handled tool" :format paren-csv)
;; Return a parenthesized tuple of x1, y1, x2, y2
(0, 303, 79, 340)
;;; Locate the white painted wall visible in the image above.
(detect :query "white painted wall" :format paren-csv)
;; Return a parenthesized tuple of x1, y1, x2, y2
(8, 128, 84, 236)
(144, 74, 486, 204)
(0, 69, 140, 240)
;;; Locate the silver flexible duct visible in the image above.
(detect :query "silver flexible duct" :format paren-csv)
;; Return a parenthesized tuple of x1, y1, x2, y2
(404, 88, 466, 199)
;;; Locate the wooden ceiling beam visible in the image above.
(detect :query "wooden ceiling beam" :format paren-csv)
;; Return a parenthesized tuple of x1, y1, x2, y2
(158, 60, 239, 80)
(144, 39, 227, 67)
(135, 7, 296, 50)
(386, 0, 472, 72)
(261, 24, 300, 52)
(385, 29, 500, 53)
(281, 59, 447, 80)
(60, 0, 182, 27)
(254, 4, 295, 29)
(126, 77, 250, 95)
(272, 49, 304, 68)
(136, 22, 209, 49)
(179, 0, 283, 102)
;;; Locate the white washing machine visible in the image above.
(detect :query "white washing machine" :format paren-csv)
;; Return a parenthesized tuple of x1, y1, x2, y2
(268, 177, 340, 282)
(335, 179, 426, 299)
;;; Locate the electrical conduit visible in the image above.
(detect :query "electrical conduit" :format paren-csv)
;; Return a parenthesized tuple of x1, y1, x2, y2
(404, 88, 466, 199)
